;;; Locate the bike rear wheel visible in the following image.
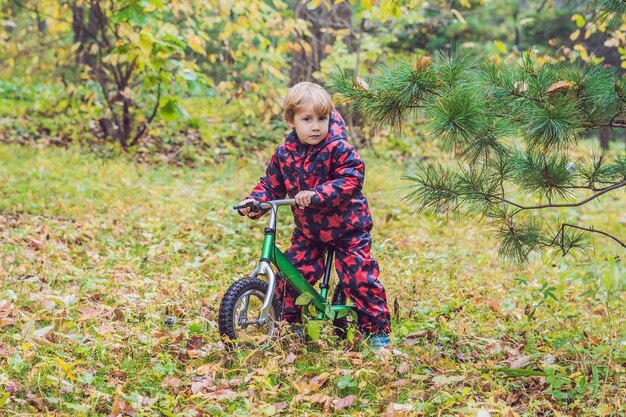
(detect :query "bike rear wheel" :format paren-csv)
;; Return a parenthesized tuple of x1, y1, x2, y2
(218, 277, 282, 347)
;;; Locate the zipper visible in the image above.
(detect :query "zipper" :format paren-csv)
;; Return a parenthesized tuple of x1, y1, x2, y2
(298, 145, 310, 192)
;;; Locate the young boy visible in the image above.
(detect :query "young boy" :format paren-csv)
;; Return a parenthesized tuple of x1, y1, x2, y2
(238, 82, 391, 348)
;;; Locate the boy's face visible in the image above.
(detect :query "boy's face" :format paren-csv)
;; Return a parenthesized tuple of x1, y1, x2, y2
(288, 103, 330, 146)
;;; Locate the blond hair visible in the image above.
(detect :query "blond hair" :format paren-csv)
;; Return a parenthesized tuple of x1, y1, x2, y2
(282, 82, 334, 124)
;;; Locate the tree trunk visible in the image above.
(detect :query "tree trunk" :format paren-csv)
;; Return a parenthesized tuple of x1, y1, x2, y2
(289, 1, 352, 85)
(600, 126, 611, 150)
(69, 0, 137, 150)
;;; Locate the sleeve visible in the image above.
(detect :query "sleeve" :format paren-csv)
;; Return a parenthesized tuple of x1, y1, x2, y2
(249, 148, 287, 203)
(312, 141, 364, 207)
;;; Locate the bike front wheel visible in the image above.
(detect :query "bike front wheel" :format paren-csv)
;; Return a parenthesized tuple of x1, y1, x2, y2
(218, 277, 282, 347)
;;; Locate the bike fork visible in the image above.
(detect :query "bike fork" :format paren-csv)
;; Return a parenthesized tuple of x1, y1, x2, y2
(249, 260, 277, 324)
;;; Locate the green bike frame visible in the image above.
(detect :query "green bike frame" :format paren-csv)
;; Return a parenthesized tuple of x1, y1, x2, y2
(249, 199, 353, 324)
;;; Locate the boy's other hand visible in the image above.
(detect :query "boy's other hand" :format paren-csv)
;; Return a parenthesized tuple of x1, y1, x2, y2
(294, 191, 318, 209)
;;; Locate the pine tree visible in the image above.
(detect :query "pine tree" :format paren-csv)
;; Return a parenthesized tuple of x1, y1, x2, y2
(333, 46, 626, 262)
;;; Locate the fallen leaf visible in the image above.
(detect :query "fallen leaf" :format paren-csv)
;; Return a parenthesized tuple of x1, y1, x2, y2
(190, 376, 214, 394)
(205, 389, 237, 401)
(110, 397, 137, 416)
(273, 402, 287, 411)
(162, 376, 182, 388)
(391, 379, 409, 387)
(509, 354, 532, 369)
(385, 402, 414, 417)
(285, 352, 297, 364)
(333, 394, 356, 410)
(194, 363, 218, 375)
(503, 408, 517, 417)
(397, 362, 410, 374)
(186, 335, 205, 350)
(261, 405, 276, 416)
(477, 407, 491, 417)
(486, 299, 501, 313)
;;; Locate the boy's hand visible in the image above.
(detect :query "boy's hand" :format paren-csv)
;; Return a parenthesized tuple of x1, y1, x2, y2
(294, 191, 318, 209)
(237, 199, 263, 219)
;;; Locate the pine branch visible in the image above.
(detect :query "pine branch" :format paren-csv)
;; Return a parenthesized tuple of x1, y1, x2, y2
(553, 224, 625, 256)
(503, 180, 626, 214)
(603, 119, 626, 128)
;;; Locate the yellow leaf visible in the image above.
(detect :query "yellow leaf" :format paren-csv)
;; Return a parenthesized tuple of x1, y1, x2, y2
(451, 9, 466, 24)
(494, 40, 506, 54)
(584, 29, 592, 40)
(620, 61, 626, 69)
(56, 358, 78, 380)
(187, 34, 205, 55)
(459, 0, 471, 8)
(570, 29, 580, 41)
(139, 31, 153, 56)
(597, 406, 614, 416)
(573, 44, 589, 60)
(571, 13, 586, 28)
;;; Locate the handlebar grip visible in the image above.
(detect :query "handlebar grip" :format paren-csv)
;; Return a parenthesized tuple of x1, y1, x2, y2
(311, 194, 321, 205)
(233, 201, 262, 216)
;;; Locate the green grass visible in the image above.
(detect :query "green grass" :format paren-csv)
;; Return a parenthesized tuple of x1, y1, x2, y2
(0, 144, 624, 416)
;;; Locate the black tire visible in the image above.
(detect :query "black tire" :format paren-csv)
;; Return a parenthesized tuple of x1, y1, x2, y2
(331, 283, 356, 339)
(218, 277, 283, 346)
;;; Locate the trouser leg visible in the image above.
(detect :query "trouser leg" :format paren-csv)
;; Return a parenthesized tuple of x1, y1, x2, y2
(274, 230, 325, 323)
(333, 231, 391, 334)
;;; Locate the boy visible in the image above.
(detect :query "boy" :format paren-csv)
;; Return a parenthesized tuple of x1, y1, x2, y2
(238, 82, 391, 348)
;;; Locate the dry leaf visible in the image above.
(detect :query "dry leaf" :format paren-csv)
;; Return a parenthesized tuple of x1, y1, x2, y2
(385, 402, 414, 417)
(509, 354, 532, 369)
(353, 76, 369, 91)
(413, 56, 432, 72)
(333, 395, 356, 410)
(547, 80, 574, 94)
(391, 379, 409, 387)
(110, 397, 137, 416)
(205, 389, 237, 401)
(514, 81, 528, 93)
(477, 408, 491, 417)
(162, 376, 182, 389)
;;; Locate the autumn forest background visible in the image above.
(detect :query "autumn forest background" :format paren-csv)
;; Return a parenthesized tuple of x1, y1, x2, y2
(0, 1, 624, 416)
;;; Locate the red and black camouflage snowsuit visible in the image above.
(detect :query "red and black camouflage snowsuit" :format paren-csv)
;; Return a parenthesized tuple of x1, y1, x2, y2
(249, 110, 390, 334)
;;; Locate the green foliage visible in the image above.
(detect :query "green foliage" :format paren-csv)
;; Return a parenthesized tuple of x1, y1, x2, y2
(494, 215, 545, 263)
(0, 0, 300, 151)
(402, 163, 460, 213)
(426, 88, 484, 151)
(334, 47, 626, 261)
(591, 0, 626, 30)
(512, 150, 576, 202)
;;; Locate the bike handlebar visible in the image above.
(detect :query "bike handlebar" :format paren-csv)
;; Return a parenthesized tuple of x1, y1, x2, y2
(233, 195, 321, 214)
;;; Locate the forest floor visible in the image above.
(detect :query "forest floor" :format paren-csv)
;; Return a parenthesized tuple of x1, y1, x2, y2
(0, 144, 624, 416)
